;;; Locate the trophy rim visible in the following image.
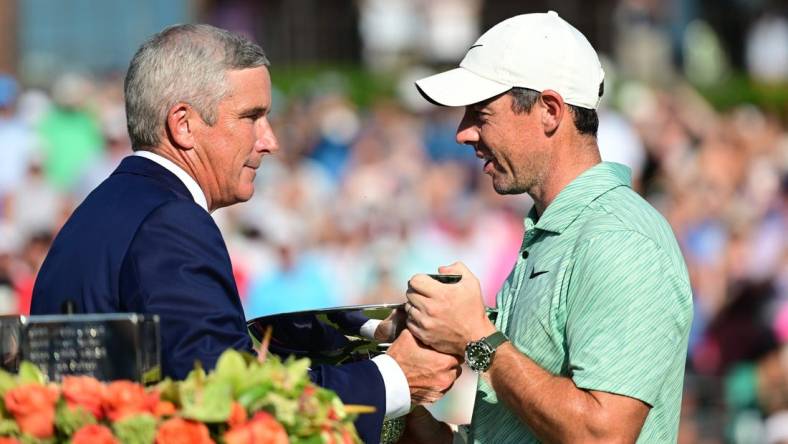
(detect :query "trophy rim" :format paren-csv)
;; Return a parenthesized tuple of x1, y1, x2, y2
(245, 303, 404, 327)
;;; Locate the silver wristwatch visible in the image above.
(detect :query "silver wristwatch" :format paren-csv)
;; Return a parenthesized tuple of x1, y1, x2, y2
(464, 331, 508, 373)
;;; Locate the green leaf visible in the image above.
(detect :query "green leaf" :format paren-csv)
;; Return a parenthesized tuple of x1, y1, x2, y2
(180, 380, 233, 423)
(17, 362, 45, 385)
(153, 378, 180, 405)
(0, 418, 19, 436)
(184, 366, 207, 386)
(54, 404, 96, 437)
(0, 369, 17, 397)
(279, 357, 310, 394)
(259, 393, 298, 427)
(236, 384, 272, 411)
(19, 433, 54, 444)
(284, 357, 310, 381)
(212, 350, 247, 395)
(112, 413, 157, 444)
(290, 435, 324, 444)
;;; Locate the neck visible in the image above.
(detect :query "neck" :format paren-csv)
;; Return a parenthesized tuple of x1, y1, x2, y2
(141, 143, 214, 210)
(531, 135, 601, 216)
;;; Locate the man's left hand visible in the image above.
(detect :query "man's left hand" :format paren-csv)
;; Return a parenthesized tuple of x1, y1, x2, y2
(405, 262, 496, 356)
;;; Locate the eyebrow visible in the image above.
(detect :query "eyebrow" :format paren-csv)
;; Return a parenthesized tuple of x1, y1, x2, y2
(471, 103, 493, 114)
(239, 106, 267, 117)
(472, 98, 496, 112)
(471, 91, 507, 112)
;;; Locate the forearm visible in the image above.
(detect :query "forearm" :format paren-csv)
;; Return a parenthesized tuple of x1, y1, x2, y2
(487, 343, 638, 443)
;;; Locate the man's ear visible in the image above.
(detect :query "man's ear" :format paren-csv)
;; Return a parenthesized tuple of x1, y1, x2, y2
(165, 103, 196, 150)
(539, 90, 565, 136)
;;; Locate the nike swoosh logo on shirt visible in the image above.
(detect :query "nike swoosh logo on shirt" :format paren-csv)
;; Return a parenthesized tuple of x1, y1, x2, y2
(529, 269, 548, 279)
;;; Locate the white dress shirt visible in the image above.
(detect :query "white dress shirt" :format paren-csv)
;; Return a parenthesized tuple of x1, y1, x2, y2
(131, 151, 411, 418)
(134, 150, 208, 211)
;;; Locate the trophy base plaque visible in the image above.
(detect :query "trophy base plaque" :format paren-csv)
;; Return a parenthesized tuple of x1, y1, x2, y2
(0, 313, 161, 384)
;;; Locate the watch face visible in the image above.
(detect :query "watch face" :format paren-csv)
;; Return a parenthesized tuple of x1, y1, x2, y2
(465, 340, 493, 372)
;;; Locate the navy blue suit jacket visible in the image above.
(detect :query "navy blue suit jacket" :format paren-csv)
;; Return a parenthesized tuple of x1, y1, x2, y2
(32, 156, 385, 442)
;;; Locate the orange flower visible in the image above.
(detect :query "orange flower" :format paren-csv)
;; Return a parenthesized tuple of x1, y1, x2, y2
(72, 424, 119, 444)
(103, 381, 150, 421)
(0, 438, 20, 444)
(62, 375, 106, 419)
(155, 418, 215, 444)
(228, 402, 247, 428)
(3, 384, 59, 438)
(224, 412, 288, 444)
(153, 400, 176, 417)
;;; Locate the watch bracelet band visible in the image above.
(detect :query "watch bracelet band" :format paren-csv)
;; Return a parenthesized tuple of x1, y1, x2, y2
(484, 330, 508, 349)
(464, 330, 509, 373)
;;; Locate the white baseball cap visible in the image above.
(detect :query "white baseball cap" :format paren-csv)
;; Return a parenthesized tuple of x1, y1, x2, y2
(415, 11, 605, 110)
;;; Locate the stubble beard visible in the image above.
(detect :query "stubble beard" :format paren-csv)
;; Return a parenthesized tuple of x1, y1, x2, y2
(492, 153, 548, 197)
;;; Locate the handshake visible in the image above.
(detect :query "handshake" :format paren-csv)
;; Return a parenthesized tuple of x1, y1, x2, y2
(376, 273, 464, 406)
(375, 264, 495, 411)
(251, 262, 496, 433)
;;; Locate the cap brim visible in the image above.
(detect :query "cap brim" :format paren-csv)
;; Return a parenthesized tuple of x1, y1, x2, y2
(415, 68, 512, 107)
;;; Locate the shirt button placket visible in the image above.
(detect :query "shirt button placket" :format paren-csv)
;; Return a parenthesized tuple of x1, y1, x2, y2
(502, 229, 535, 332)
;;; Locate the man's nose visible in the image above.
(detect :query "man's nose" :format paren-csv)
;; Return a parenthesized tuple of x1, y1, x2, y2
(456, 110, 479, 145)
(255, 118, 280, 153)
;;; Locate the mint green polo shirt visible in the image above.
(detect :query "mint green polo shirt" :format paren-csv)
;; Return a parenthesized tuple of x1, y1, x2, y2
(470, 162, 693, 443)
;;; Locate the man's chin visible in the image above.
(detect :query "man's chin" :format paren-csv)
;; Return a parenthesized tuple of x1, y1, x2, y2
(492, 179, 526, 196)
(236, 189, 255, 203)
(230, 186, 255, 206)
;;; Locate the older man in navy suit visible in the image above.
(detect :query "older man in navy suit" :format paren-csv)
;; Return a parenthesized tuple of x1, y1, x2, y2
(31, 24, 461, 443)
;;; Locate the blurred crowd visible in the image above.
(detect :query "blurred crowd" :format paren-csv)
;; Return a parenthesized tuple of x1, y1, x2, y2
(0, 2, 786, 442)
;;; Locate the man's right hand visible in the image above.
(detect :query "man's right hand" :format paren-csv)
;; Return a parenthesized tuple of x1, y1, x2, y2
(373, 306, 406, 342)
(387, 329, 462, 404)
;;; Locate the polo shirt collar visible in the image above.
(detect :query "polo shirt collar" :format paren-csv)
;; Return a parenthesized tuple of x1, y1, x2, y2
(527, 162, 632, 234)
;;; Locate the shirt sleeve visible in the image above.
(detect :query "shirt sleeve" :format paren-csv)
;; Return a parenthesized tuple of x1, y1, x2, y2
(360, 319, 382, 339)
(372, 354, 411, 418)
(565, 230, 690, 406)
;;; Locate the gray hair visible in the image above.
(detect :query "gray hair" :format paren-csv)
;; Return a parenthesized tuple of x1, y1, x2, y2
(124, 24, 270, 150)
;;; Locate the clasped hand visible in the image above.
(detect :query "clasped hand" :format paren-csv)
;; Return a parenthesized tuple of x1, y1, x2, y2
(380, 262, 494, 406)
(405, 262, 496, 356)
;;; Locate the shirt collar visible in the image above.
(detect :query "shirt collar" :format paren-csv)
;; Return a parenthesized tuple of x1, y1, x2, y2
(133, 150, 209, 212)
(526, 162, 632, 234)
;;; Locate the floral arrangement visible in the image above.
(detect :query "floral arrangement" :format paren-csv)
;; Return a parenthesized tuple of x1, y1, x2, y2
(0, 350, 368, 444)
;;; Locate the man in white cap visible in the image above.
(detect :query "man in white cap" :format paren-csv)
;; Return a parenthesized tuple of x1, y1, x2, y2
(402, 11, 693, 443)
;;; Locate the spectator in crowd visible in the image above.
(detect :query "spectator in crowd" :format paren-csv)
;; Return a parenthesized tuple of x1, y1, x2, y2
(0, 75, 38, 205)
(37, 73, 103, 190)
